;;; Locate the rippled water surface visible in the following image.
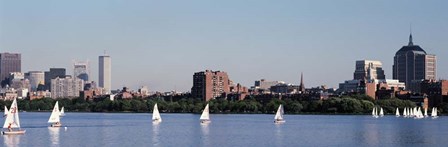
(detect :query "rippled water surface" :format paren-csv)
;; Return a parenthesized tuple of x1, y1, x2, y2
(1, 112, 447, 147)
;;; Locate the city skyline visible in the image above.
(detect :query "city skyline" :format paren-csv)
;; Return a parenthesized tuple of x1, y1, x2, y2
(1, 0, 447, 92)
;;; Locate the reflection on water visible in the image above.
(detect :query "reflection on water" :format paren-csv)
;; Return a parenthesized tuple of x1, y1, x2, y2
(201, 124, 210, 146)
(3, 134, 21, 147)
(275, 124, 283, 146)
(152, 123, 160, 147)
(363, 122, 380, 146)
(48, 127, 60, 145)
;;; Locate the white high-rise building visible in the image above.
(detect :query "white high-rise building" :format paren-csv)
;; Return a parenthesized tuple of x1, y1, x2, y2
(353, 60, 385, 81)
(51, 77, 84, 98)
(99, 55, 111, 94)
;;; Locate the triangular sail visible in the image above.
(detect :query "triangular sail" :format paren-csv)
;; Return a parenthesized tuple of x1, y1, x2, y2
(274, 104, 284, 120)
(434, 107, 438, 117)
(48, 101, 60, 123)
(4, 106, 8, 116)
(379, 108, 384, 116)
(403, 108, 407, 117)
(424, 108, 428, 117)
(3, 98, 20, 128)
(152, 103, 162, 121)
(396, 108, 400, 116)
(200, 104, 210, 120)
(372, 107, 375, 116)
(60, 107, 65, 116)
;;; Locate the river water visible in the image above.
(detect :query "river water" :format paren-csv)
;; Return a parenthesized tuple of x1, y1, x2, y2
(1, 112, 447, 147)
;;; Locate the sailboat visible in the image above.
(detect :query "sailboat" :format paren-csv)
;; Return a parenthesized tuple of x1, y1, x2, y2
(403, 107, 407, 117)
(414, 107, 424, 119)
(200, 103, 211, 124)
(372, 107, 378, 118)
(395, 108, 400, 117)
(432, 107, 438, 119)
(2, 98, 26, 135)
(379, 108, 384, 117)
(59, 107, 65, 117)
(48, 101, 62, 127)
(152, 103, 162, 123)
(3, 106, 8, 117)
(424, 107, 428, 117)
(274, 104, 285, 123)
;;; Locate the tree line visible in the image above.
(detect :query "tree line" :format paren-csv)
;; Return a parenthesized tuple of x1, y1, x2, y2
(1, 95, 446, 114)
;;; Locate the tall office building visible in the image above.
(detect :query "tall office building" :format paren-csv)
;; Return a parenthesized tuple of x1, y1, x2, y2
(354, 60, 386, 81)
(191, 70, 230, 101)
(74, 61, 89, 81)
(44, 68, 66, 91)
(99, 55, 111, 94)
(393, 34, 436, 89)
(0, 53, 21, 82)
(26, 71, 45, 91)
(51, 77, 84, 98)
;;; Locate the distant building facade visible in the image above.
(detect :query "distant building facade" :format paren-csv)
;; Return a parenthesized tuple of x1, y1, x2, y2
(354, 60, 385, 80)
(191, 70, 230, 101)
(253, 79, 284, 93)
(44, 68, 66, 91)
(74, 61, 89, 81)
(51, 77, 84, 98)
(0, 52, 21, 83)
(26, 71, 45, 91)
(99, 55, 111, 94)
(393, 34, 436, 91)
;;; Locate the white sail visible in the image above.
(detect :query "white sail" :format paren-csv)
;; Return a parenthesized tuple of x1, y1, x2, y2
(371, 107, 375, 116)
(424, 107, 428, 117)
(274, 105, 284, 120)
(403, 108, 406, 117)
(48, 101, 61, 123)
(3, 98, 20, 128)
(200, 104, 210, 121)
(396, 108, 400, 117)
(3, 106, 8, 117)
(379, 108, 384, 117)
(431, 107, 435, 117)
(434, 107, 438, 117)
(60, 107, 65, 116)
(152, 103, 162, 122)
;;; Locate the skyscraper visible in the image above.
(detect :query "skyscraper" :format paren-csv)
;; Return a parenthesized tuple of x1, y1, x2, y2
(393, 34, 436, 89)
(354, 60, 385, 81)
(44, 68, 66, 91)
(0, 52, 21, 82)
(191, 70, 230, 101)
(26, 71, 45, 91)
(99, 55, 111, 94)
(73, 61, 89, 81)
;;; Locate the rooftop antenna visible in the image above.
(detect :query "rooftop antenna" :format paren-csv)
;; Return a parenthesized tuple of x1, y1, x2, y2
(408, 23, 414, 46)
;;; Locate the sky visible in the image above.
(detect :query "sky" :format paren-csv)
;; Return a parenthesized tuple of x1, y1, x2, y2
(1, 0, 447, 92)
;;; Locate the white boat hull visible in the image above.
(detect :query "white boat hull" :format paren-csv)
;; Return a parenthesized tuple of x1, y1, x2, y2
(2, 130, 26, 135)
(200, 120, 211, 124)
(275, 120, 285, 124)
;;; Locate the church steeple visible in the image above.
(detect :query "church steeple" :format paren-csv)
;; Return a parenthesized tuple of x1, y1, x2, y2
(408, 33, 414, 46)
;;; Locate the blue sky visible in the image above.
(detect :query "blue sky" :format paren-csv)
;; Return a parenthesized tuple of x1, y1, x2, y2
(1, 0, 447, 92)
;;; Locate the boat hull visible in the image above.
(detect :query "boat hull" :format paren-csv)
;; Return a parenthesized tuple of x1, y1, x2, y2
(51, 123, 62, 127)
(274, 120, 285, 124)
(2, 130, 26, 135)
(200, 120, 211, 124)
